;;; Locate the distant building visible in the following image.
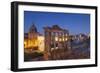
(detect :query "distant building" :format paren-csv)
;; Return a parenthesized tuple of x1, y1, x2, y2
(71, 33, 88, 42)
(24, 24, 44, 53)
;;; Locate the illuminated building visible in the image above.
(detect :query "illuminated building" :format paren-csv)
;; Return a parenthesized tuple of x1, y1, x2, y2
(44, 25, 70, 60)
(24, 24, 70, 59)
(24, 24, 44, 53)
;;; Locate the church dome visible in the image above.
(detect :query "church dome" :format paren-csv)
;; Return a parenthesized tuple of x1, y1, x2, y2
(29, 24, 37, 33)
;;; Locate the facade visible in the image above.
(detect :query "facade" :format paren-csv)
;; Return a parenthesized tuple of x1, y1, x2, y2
(24, 24, 44, 53)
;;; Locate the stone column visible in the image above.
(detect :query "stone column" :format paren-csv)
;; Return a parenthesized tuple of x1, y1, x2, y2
(44, 29, 51, 60)
(64, 31, 66, 49)
(58, 32, 60, 47)
(53, 32, 56, 50)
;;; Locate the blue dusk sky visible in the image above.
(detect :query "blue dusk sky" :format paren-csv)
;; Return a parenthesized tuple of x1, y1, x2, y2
(24, 11, 90, 35)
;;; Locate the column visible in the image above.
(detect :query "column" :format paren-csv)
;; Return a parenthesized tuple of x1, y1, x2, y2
(44, 29, 51, 60)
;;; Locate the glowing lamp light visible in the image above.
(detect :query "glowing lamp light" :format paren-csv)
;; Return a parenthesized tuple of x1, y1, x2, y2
(55, 37, 58, 41)
(65, 38, 68, 41)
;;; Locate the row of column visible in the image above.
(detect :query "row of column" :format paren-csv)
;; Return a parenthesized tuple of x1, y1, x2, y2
(44, 29, 69, 60)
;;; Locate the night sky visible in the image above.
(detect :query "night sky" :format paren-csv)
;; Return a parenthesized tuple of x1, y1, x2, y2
(24, 11, 90, 35)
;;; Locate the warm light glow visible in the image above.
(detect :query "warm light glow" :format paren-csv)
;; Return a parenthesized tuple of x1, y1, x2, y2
(24, 35, 45, 52)
(55, 37, 58, 41)
(38, 36, 44, 52)
(62, 38, 64, 41)
(24, 35, 68, 51)
(59, 38, 62, 41)
(24, 41, 27, 45)
(55, 37, 68, 42)
(24, 41, 27, 48)
(65, 38, 68, 41)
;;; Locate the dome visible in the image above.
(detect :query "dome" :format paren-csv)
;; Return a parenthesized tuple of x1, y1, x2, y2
(29, 24, 37, 33)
